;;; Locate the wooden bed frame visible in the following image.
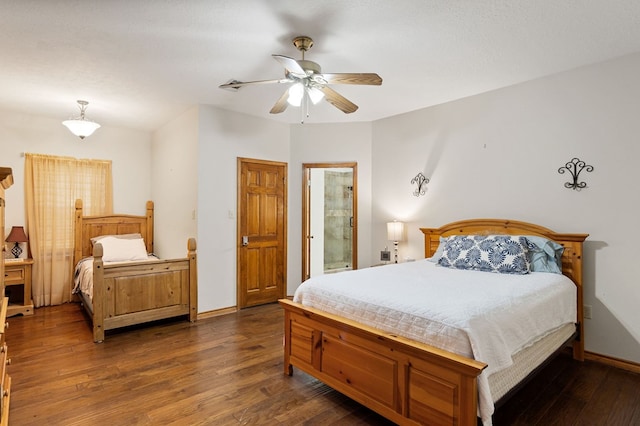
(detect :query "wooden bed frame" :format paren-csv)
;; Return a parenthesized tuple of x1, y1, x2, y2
(74, 199, 197, 343)
(279, 219, 588, 426)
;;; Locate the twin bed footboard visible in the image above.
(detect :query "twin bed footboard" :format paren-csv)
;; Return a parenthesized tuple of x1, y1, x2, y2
(279, 299, 486, 426)
(89, 238, 197, 342)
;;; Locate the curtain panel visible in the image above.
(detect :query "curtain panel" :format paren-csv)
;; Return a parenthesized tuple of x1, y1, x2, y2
(24, 153, 113, 307)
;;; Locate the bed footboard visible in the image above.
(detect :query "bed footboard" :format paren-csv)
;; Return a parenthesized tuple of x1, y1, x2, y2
(279, 299, 486, 426)
(92, 238, 197, 342)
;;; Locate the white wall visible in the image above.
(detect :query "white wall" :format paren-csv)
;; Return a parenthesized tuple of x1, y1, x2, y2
(196, 106, 289, 312)
(0, 109, 152, 229)
(150, 106, 198, 259)
(289, 122, 373, 293)
(372, 52, 640, 363)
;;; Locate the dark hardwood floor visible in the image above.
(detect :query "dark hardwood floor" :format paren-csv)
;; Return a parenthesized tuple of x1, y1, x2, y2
(5, 302, 640, 425)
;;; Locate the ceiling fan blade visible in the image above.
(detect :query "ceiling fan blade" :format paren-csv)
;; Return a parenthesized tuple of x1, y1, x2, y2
(318, 86, 358, 114)
(219, 78, 287, 91)
(321, 73, 383, 85)
(269, 88, 290, 114)
(272, 55, 306, 77)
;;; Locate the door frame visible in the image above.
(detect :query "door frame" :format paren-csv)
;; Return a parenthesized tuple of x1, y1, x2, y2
(302, 162, 358, 282)
(236, 157, 288, 308)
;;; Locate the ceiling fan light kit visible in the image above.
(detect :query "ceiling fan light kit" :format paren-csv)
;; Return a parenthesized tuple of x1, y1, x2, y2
(219, 36, 382, 123)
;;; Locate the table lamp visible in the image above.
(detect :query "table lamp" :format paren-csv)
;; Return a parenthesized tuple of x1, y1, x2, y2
(6, 226, 28, 258)
(386, 220, 405, 263)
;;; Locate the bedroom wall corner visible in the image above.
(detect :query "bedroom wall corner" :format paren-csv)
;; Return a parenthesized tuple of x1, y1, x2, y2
(150, 105, 199, 260)
(197, 106, 290, 313)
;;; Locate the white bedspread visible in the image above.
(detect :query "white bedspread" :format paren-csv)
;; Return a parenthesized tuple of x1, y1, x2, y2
(293, 259, 577, 425)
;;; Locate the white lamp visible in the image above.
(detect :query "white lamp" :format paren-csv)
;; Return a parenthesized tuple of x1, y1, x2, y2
(62, 100, 101, 139)
(387, 220, 405, 263)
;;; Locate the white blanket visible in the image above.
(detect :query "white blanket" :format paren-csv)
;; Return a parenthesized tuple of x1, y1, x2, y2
(293, 259, 577, 425)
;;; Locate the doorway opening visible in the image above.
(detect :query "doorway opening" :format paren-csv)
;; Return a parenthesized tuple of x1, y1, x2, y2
(302, 162, 357, 281)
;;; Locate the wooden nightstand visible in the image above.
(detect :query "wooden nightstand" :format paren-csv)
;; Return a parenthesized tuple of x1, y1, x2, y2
(3, 259, 34, 317)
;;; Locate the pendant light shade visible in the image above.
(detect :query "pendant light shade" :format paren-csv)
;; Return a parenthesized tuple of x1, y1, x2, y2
(62, 100, 101, 139)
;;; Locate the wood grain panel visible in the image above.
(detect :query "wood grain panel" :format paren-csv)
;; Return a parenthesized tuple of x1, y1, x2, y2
(260, 246, 277, 291)
(112, 271, 183, 315)
(290, 322, 315, 365)
(262, 194, 278, 236)
(408, 368, 457, 425)
(246, 248, 260, 292)
(247, 193, 261, 237)
(321, 334, 397, 407)
(264, 170, 278, 188)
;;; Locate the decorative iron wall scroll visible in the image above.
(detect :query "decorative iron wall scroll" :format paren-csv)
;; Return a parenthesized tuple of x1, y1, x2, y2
(558, 158, 593, 190)
(411, 172, 429, 197)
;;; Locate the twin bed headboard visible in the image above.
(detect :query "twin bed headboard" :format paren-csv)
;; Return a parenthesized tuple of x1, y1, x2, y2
(73, 199, 154, 265)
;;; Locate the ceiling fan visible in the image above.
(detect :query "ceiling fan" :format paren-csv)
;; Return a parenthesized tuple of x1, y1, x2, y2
(219, 36, 382, 120)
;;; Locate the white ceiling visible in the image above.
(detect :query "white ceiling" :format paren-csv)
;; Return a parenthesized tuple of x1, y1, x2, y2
(3, 0, 640, 132)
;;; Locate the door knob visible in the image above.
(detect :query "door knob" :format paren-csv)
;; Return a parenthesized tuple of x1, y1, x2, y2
(242, 235, 249, 246)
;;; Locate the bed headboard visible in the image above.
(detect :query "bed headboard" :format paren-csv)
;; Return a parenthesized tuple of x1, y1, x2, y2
(420, 218, 588, 286)
(73, 199, 154, 265)
(420, 218, 589, 360)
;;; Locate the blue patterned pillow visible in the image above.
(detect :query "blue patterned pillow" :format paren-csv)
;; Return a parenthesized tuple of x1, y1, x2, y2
(437, 235, 531, 274)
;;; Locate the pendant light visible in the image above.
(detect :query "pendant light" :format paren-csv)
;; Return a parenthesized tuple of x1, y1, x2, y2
(62, 100, 101, 139)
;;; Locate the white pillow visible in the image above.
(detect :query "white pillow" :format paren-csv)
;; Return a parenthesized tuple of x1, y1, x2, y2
(96, 236, 148, 262)
(91, 233, 142, 246)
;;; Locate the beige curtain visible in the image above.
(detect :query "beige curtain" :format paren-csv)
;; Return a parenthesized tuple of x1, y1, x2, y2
(24, 153, 113, 307)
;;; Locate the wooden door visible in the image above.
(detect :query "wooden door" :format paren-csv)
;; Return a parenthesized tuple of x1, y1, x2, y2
(237, 158, 287, 308)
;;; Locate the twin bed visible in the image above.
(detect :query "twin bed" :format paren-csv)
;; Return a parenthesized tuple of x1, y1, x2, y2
(73, 199, 197, 342)
(280, 218, 587, 426)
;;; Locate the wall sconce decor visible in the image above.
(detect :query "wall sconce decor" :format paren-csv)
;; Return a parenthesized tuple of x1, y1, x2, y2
(558, 157, 594, 190)
(386, 220, 405, 263)
(6, 225, 28, 258)
(411, 172, 429, 197)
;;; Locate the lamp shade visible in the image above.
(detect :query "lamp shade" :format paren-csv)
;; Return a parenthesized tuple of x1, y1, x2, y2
(6, 226, 28, 243)
(387, 221, 405, 242)
(62, 119, 101, 139)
